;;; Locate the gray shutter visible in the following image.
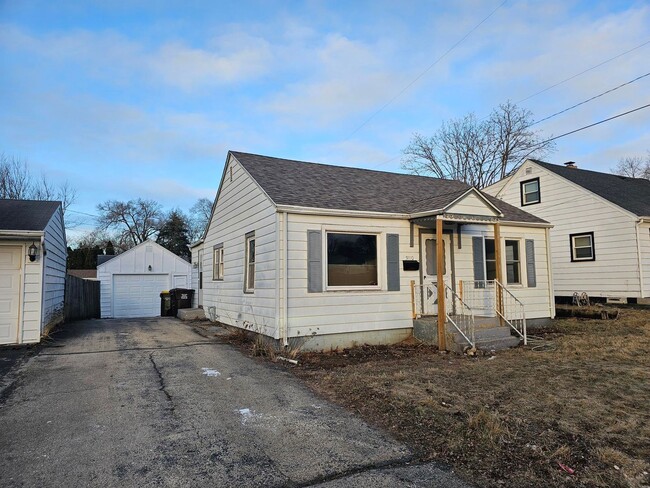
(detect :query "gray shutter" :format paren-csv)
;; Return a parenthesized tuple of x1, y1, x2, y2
(472, 237, 485, 288)
(526, 239, 536, 287)
(307, 230, 322, 293)
(386, 234, 400, 291)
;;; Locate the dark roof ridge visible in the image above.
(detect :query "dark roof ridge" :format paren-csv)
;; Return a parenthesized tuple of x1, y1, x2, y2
(229, 150, 457, 184)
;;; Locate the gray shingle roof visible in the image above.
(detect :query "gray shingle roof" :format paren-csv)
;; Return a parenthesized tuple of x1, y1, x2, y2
(231, 152, 547, 224)
(0, 199, 61, 231)
(531, 160, 650, 217)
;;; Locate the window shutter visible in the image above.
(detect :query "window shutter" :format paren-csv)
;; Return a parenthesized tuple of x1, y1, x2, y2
(526, 239, 536, 287)
(386, 234, 400, 291)
(472, 236, 485, 287)
(307, 230, 322, 293)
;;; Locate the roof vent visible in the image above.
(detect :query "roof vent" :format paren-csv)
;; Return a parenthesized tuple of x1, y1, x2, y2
(525, 166, 532, 174)
(564, 161, 577, 169)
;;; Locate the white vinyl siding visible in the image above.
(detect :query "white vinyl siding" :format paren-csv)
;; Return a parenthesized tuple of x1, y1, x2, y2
(486, 162, 645, 299)
(41, 207, 67, 333)
(641, 223, 650, 298)
(446, 192, 500, 217)
(201, 155, 277, 337)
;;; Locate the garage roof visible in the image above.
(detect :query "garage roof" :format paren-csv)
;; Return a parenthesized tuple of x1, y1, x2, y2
(0, 199, 61, 231)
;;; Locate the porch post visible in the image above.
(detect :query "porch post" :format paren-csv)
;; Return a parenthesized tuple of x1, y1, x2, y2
(494, 221, 504, 321)
(436, 216, 446, 350)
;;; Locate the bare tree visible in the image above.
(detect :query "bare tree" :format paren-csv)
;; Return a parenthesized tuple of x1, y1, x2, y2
(1, 153, 77, 213)
(401, 102, 555, 188)
(611, 154, 650, 179)
(96, 199, 163, 248)
(188, 197, 213, 241)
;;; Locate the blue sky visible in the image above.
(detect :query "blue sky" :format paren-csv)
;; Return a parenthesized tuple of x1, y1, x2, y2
(1, 1, 649, 237)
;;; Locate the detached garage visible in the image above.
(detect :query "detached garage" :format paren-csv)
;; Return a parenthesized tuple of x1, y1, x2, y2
(98, 240, 192, 318)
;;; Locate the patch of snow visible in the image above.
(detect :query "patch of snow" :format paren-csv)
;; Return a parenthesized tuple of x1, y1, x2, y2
(202, 368, 221, 377)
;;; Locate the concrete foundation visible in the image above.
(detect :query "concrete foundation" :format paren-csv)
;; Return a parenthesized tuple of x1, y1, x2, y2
(296, 328, 412, 352)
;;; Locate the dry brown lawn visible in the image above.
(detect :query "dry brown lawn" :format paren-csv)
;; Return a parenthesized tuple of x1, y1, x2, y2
(289, 308, 650, 487)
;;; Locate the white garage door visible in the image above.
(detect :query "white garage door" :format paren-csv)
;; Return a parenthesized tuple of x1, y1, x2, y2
(113, 274, 169, 318)
(0, 246, 21, 344)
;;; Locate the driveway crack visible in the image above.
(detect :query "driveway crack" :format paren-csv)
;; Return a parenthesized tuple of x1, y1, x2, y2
(148, 352, 175, 414)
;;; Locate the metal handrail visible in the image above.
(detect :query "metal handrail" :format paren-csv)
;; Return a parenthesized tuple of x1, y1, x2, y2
(445, 284, 475, 348)
(494, 279, 527, 345)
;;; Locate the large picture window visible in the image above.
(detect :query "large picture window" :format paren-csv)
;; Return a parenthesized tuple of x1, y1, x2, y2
(570, 232, 595, 261)
(244, 233, 255, 292)
(520, 178, 540, 206)
(327, 233, 378, 287)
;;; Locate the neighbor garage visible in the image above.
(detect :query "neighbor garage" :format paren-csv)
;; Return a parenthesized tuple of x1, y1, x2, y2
(98, 240, 192, 318)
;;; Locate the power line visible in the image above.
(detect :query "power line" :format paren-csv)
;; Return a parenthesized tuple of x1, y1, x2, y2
(529, 71, 650, 127)
(345, 0, 508, 141)
(66, 209, 99, 218)
(534, 102, 650, 146)
(516, 39, 650, 104)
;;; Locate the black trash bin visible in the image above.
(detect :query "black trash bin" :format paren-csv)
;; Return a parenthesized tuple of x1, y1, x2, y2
(169, 288, 195, 316)
(160, 291, 172, 317)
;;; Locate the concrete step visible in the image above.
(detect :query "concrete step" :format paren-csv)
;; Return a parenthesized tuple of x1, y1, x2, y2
(177, 308, 208, 321)
(449, 325, 521, 353)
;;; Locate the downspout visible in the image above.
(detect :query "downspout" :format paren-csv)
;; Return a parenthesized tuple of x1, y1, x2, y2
(282, 211, 289, 346)
(274, 212, 281, 340)
(635, 220, 645, 299)
(544, 227, 555, 318)
(39, 234, 46, 338)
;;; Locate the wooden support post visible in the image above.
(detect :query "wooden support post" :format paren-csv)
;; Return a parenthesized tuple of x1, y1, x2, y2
(494, 222, 504, 322)
(436, 217, 446, 350)
(410, 280, 416, 319)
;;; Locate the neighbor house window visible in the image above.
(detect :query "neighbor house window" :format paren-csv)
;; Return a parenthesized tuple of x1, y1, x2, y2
(520, 178, 540, 206)
(484, 238, 497, 281)
(505, 240, 521, 284)
(570, 232, 595, 261)
(244, 232, 255, 292)
(213, 244, 224, 280)
(326, 232, 378, 287)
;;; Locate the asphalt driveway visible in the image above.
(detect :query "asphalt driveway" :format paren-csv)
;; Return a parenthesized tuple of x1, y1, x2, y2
(0, 318, 469, 487)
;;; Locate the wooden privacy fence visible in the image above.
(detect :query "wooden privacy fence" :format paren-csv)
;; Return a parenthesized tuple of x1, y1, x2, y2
(64, 274, 100, 322)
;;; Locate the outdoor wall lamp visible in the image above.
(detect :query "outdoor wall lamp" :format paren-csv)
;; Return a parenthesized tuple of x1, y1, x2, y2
(148, 265, 152, 271)
(28, 242, 38, 262)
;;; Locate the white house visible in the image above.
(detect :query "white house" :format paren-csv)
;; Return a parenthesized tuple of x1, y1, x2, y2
(0, 199, 66, 345)
(195, 151, 555, 351)
(485, 159, 650, 304)
(98, 240, 192, 318)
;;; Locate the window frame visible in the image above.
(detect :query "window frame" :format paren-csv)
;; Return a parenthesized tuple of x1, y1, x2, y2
(212, 244, 224, 281)
(570, 231, 595, 262)
(244, 232, 255, 293)
(504, 239, 522, 285)
(324, 231, 381, 291)
(520, 177, 541, 206)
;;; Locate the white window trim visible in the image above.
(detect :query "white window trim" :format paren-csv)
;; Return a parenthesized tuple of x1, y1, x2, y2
(244, 234, 255, 293)
(323, 229, 383, 291)
(213, 245, 224, 281)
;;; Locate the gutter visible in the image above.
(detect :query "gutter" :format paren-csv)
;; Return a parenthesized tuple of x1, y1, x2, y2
(275, 204, 409, 220)
(545, 227, 556, 318)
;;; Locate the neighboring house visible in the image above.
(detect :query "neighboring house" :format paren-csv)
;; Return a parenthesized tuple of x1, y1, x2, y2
(196, 151, 555, 351)
(189, 239, 204, 309)
(485, 159, 650, 304)
(97, 240, 192, 318)
(67, 269, 98, 280)
(0, 199, 67, 345)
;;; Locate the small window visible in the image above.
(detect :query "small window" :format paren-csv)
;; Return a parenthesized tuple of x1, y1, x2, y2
(213, 245, 224, 280)
(520, 178, 540, 206)
(327, 232, 378, 287)
(570, 232, 595, 262)
(505, 240, 521, 284)
(484, 238, 497, 281)
(244, 234, 255, 292)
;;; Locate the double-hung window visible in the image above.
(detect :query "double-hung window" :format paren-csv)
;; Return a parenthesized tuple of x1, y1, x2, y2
(505, 240, 521, 284)
(326, 232, 378, 288)
(570, 232, 595, 261)
(213, 244, 224, 280)
(520, 178, 540, 206)
(244, 232, 255, 292)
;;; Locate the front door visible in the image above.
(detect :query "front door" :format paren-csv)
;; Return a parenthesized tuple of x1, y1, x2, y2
(420, 235, 451, 315)
(0, 246, 22, 345)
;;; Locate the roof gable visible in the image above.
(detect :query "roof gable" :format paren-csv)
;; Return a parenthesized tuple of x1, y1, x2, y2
(230, 151, 546, 224)
(96, 239, 189, 269)
(0, 199, 61, 231)
(530, 159, 650, 217)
